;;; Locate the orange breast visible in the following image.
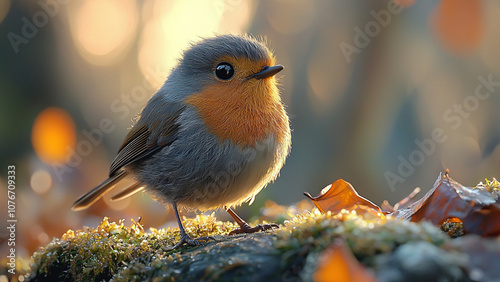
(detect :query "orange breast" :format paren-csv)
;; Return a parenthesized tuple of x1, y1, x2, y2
(185, 80, 289, 147)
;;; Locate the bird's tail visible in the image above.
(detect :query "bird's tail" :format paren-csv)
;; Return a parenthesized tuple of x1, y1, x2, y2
(110, 182, 144, 202)
(71, 170, 128, 211)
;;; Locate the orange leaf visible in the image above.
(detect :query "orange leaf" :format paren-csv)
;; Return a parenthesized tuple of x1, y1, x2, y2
(304, 179, 382, 214)
(313, 239, 377, 282)
(392, 172, 500, 236)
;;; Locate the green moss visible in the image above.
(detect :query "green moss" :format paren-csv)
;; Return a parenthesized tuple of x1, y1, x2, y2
(277, 210, 448, 256)
(274, 209, 449, 277)
(28, 215, 237, 281)
(28, 207, 452, 281)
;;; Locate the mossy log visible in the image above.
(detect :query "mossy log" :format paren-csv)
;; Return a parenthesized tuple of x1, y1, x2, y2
(26, 211, 499, 281)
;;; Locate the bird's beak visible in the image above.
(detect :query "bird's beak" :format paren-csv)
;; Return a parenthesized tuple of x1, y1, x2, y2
(247, 65, 284, 80)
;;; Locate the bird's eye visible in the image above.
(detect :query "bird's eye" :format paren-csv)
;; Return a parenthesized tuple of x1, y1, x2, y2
(215, 62, 235, 80)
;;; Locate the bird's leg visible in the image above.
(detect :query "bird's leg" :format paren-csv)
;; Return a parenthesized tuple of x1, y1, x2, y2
(168, 202, 213, 250)
(226, 207, 279, 235)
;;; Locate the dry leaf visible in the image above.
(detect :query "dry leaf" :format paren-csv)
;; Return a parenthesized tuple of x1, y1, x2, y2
(313, 239, 377, 282)
(392, 172, 500, 236)
(304, 179, 381, 215)
(305, 172, 500, 237)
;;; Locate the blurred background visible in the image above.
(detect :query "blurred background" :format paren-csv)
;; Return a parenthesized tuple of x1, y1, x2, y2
(0, 0, 499, 260)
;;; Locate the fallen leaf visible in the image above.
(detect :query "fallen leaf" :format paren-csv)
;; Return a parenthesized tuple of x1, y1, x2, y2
(313, 239, 377, 282)
(392, 172, 500, 236)
(304, 179, 381, 215)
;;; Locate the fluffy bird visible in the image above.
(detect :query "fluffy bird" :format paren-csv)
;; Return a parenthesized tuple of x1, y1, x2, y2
(72, 35, 291, 248)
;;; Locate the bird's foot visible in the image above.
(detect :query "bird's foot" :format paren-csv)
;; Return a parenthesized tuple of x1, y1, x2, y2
(166, 233, 214, 250)
(229, 222, 279, 235)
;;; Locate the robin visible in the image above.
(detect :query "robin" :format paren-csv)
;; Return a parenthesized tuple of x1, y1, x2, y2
(72, 34, 291, 249)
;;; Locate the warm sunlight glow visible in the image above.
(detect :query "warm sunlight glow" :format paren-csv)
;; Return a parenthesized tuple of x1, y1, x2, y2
(31, 107, 76, 164)
(68, 0, 138, 65)
(138, 0, 253, 88)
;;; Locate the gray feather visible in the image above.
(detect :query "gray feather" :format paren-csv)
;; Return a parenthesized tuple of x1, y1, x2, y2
(71, 170, 128, 211)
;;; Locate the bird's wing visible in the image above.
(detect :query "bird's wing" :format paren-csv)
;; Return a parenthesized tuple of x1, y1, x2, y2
(72, 102, 185, 211)
(109, 104, 185, 176)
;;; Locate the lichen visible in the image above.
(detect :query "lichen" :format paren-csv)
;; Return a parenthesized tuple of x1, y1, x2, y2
(440, 217, 464, 238)
(475, 178, 500, 200)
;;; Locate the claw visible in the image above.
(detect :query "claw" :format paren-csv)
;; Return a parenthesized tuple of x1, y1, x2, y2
(229, 222, 279, 235)
(167, 234, 215, 250)
(167, 202, 215, 250)
(226, 207, 279, 235)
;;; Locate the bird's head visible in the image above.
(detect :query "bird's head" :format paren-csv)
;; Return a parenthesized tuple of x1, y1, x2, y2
(178, 35, 288, 147)
(178, 35, 283, 103)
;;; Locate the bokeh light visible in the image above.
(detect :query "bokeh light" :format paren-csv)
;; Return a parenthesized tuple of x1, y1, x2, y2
(30, 170, 53, 195)
(138, 0, 253, 88)
(67, 0, 138, 65)
(31, 107, 76, 165)
(430, 0, 484, 54)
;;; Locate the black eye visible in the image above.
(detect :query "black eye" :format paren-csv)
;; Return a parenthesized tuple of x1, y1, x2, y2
(215, 62, 234, 80)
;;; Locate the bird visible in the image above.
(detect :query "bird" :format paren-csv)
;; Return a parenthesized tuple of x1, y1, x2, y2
(72, 34, 291, 249)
